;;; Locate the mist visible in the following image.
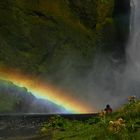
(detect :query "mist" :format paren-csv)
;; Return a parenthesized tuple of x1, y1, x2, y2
(122, 0, 140, 99)
(0, 0, 139, 113)
(42, 0, 140, 112)
(48, 52, 124, 111)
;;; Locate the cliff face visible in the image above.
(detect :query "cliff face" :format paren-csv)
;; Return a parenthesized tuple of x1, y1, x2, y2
(0, 0, 130, 79)
(0, 79, 66, 113)
(114, 0, 130, 56)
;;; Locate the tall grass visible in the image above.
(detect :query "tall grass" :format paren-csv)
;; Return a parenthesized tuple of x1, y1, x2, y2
(40, 100, 140, 140)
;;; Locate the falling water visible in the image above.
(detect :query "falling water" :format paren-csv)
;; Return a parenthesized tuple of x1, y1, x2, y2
(128, 0, 140, 66)
(123, 0, 140, 97)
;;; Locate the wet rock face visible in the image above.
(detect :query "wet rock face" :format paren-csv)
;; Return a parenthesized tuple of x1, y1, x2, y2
(114, 0, 130, 14)
(0, 0, 130, 78)
(68, 0, 98, 28)
(114, 0, 130, 53)
(70, 0, 116, 27)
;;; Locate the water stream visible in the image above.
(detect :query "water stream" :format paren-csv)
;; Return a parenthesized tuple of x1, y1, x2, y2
(123, 0, 140, 96)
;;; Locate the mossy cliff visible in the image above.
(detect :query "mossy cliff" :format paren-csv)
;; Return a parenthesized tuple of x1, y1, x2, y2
(0, 79, 66, 113)
(0, 0, 130, 80)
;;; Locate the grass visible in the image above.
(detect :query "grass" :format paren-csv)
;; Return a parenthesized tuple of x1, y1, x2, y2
(40, 100, 140, 140)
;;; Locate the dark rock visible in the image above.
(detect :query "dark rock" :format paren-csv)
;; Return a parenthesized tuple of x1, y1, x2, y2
(0, 0, 130, 82)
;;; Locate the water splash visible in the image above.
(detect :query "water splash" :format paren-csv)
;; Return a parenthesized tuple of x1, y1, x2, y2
(123, 0, 140, 96)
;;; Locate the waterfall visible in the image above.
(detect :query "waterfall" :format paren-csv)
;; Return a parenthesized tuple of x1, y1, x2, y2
(128, 0, 140, 65)
(123, 0, 140, 97)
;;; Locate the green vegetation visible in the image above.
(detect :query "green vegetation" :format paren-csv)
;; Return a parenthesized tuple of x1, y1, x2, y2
(40, 100, 140, 140)
(0, 0, 129, 80)
(0, 79, 65, 113)
(0, 80, 20, 112)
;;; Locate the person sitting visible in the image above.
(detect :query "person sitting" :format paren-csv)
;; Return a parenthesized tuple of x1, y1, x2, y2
(104, 104, 112, 114)
(128, 96, 136, 103)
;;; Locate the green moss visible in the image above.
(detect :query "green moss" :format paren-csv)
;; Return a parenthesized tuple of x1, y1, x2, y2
(40, 100, 140, 140)
(0, 0, 129, 78)
(97, 0, 115, 23)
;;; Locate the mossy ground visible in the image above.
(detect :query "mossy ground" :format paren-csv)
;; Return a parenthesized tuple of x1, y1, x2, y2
(40, 100, 140, 140)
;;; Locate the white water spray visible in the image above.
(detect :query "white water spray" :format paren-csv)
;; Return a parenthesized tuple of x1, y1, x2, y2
(123, 0, 140, 96)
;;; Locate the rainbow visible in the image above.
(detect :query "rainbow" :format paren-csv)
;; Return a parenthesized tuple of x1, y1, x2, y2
(0, 66, 94, 113)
